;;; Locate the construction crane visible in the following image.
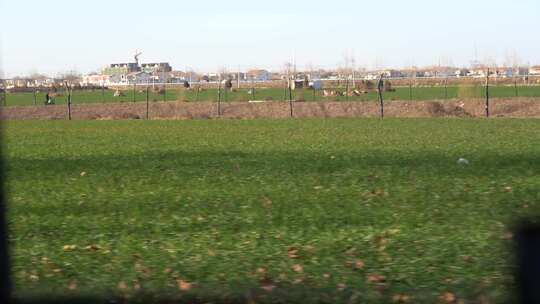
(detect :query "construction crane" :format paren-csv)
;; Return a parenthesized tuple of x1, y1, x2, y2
(134, 50, 142, 66)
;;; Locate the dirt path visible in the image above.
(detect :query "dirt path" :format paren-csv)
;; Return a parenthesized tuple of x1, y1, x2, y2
(2, 98, 540, 120)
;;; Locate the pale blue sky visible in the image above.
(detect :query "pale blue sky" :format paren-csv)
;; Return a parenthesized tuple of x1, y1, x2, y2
(1, 0, 539, 77)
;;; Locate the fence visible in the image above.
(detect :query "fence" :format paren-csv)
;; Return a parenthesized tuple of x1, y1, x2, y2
(1, 76, 540, 120)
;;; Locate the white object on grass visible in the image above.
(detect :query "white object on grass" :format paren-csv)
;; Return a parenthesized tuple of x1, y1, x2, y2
(457, 158, 470, 166)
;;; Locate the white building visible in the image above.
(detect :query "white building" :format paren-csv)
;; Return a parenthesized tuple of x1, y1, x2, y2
(126, 72, 152, 84)
(81, 74, 110, 86)
(529, 66, 540, 76)
(247, 69, 272, 81)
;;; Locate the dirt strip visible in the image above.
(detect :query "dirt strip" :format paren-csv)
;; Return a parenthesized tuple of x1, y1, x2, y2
(2, 98, 540, 120)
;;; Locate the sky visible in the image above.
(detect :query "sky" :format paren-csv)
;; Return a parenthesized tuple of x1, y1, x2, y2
(1, 0, 540, 77)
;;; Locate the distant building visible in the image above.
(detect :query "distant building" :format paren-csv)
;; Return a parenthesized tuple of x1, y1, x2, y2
(529, 66, 540, 76)
(247, 69, 272, 81)
(126, 72, 152, 84)
(382, 70, 403, 78)
(515, 67, 530, 76)
(82, 74, 110, 86)
(455, 69, 469, 77)
(141, 63, 172, 74)
(169, 71, 200, 83)
(103, 63, 140, 76)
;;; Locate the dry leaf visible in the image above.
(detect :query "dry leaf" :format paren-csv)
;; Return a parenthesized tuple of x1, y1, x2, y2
(260, 280, 276, 292)
(177, 279, 193, 291)
(462, 256, 474, 263)
(503, 186, 512, 192)
(68, 281, 77, 290)
(261, 197, 272, 208)
(287, 247, 299, 259)
(323, 273, 331, 279)
(337, 283, 347, 291)
(292, 264, 303, 273)
(366, 274, 386, 283)
(392, 294, 410, 303)
(355, 260, 365, 270)
(502, 233, 513, 240)
(29, 274, 39, 281)
(84, 244, 100, 251)
(117, 281, 128, 290)
(163, 267, 173, 274)
(63, 245, 77, 252)
(345, 247, 357, 256)
(256, 267, 267, 274)
(80, 172, 87, 177)
(439, 292, 456, 303)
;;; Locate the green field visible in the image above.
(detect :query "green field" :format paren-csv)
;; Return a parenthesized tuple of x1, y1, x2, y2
(6, 119, 540, 302)
(3, 85, 540, 106)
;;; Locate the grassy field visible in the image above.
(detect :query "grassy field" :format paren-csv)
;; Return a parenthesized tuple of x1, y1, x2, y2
(4, 85, 540, 106)
(6, 119, 540, 302)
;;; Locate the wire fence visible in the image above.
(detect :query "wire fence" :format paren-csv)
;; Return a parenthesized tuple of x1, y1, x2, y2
(3, 77, 540, 107)
(1, 76, 540, 120)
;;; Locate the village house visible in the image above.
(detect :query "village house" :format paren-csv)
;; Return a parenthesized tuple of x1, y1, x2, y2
(529, 66, 540, 76)
(246, 69, 272, 81)
(81, 74, 110, 86)
(382, 70, 404, 78)
(126, 71, 152, 84)
(141, 63, 172, 74)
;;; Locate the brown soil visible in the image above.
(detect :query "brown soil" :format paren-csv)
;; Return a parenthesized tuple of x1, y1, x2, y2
(2, 98, 540, 120)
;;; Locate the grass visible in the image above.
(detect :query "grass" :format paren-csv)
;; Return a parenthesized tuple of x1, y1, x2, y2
(5, 118, 540, 302)
(4, 85, 540, 106)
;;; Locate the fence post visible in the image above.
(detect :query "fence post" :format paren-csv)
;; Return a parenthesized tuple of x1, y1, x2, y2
(217, 80, 222, 117)
(102, 84, 105, 103)
(514, 77, 519, 97)
(132, 83, 136, 103)
(146, 86, 149, 120)
(33, 88, 37, 105)
(288, 79, 294, 117)
(345, 77, 350, 102)
(284, 79, 288, 101)
(485, 68, 490, 118)
(252, 78, 256, 101)
(163, 84, 166, 102)
(377, 74, 384, 119)
(444, 77, 448, 100)
(65, 82, 72, 120)
(409, 82, 413, 101)
(2, 80, 6, 106)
